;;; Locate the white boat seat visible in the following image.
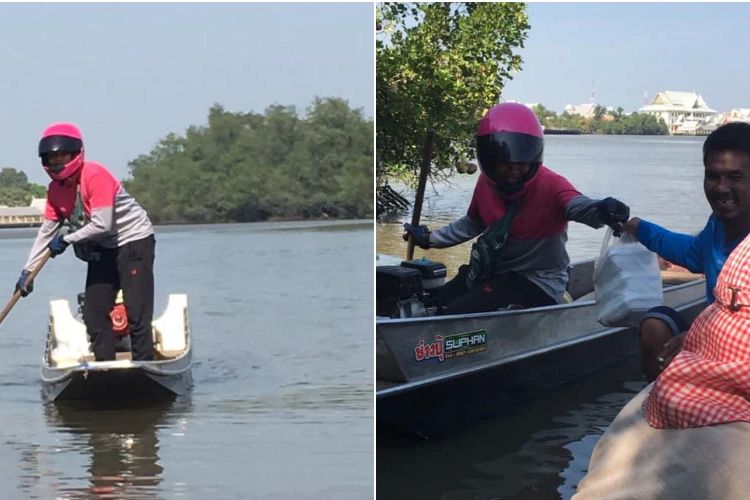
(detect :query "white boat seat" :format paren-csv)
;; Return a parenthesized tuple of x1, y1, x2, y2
(49, 299, 93, 367)
(157, 350, 185, 360)
(152, 294, 189, 354)
(49, 294, 189, 366)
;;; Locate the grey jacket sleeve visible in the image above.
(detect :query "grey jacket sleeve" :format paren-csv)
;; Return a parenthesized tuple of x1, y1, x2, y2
(429, 215, 485, 248)
(63, 206, 115, 245)
(24, 219, 61, 271)
(565, 195, 607, 229)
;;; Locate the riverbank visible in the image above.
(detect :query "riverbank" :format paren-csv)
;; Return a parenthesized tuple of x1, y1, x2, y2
(0, 217, 373, 230)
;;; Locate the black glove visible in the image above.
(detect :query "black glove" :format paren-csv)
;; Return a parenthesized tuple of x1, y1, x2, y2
(402, 223, 431, 249)
(15, 270, 33, 297)
(48, 234, 69, 257)
(597, 197, 630, 236)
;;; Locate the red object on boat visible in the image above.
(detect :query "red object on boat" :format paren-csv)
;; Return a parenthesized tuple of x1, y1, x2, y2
(110, 304, 129, 336)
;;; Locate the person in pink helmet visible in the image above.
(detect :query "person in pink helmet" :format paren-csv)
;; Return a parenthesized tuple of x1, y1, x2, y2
(15, 123, 156, 361)
(404, 102, 630, 315)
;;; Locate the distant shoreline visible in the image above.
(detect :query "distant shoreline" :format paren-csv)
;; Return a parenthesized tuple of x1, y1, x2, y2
(0, 217, 372, 231)
(543, 128, 582, 135)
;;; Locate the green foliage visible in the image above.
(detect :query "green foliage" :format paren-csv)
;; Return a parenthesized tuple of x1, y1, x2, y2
(536, 106, 669, 135)
(0, 168, 45, 206)
(124, 98, 373, 224)
(590, 112, 669, 135)
(377, 2, 530, 184)
(531, 104, 557, 124)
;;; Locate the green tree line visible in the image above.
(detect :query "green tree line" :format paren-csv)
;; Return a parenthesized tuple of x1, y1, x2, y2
(124, 97, 373, 223)
(377, 2, 529, 184)
(532, 104, 669, 135)
(0, 168, 45, 206)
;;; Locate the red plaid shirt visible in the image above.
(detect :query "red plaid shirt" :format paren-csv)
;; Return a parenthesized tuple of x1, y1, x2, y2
(645, 232, 750, 428)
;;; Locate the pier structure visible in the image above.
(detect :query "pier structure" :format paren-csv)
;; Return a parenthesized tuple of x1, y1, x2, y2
(0, 199, 45, 228)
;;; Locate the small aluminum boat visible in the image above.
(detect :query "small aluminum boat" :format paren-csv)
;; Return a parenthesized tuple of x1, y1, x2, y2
(376, 258, 707, 434)
(41, 294, 193, 402)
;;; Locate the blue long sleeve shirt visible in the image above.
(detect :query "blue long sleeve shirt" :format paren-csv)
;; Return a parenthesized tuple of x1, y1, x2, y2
(637, 215, 742, 303)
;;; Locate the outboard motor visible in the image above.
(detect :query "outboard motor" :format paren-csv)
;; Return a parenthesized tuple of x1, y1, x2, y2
(376, 258, 447, 318)
(376, 266, 425, 318)
(401, 258, 447, 290)
(76, 290, 132, 351)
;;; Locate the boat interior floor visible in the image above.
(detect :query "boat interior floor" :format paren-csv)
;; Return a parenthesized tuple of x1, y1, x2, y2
(81, 350, 184, 363)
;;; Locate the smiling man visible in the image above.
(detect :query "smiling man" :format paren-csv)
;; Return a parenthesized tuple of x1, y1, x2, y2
(622, 122, 750, 381)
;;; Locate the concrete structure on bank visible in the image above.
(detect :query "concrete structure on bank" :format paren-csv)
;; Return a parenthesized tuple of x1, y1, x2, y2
(639, 91, 717, 136)
(0, 198, 45, 227)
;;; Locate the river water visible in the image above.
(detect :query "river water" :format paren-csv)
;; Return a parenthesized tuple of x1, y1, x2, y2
(377, 134, 709, 275)
(376, 134, 712, 499)
(0, 220, 373, 499)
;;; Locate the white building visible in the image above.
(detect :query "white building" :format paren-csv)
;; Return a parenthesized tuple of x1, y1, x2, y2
(30, 197, 46, 212)
(719, 108, 750, 124)
(563, 102, 597, 119)
(639, 91, 717, 135)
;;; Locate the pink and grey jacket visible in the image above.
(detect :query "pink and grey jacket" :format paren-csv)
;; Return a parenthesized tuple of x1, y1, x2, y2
(428, 165, 611, 303)
(24, 161, 153, 271)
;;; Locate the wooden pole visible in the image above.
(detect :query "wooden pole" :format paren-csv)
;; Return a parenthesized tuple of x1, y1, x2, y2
(406, 129, 435, 260)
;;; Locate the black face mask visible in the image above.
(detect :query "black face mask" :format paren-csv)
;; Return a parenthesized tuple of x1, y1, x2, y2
(41, 155, 67, 173)
(493, 163, 540, 194)
(41, 149, 80, 172)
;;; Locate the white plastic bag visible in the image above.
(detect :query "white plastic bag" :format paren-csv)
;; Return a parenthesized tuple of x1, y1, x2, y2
(594, 227, 663, 327)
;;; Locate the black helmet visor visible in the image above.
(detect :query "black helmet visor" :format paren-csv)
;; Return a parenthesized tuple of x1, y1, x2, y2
(39, 135, 83, 164)
(476, 132, 544, 172)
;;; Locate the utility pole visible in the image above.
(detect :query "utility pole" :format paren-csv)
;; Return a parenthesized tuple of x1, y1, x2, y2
(590, 79, 597, 104)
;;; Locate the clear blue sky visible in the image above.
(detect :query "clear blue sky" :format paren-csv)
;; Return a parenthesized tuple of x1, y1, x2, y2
(0, 3, 373, 185)
(501, 3, 750, 114)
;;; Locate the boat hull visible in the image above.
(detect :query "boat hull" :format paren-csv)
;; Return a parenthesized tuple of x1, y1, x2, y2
(41, 357, 193, 403)
(376, 275, 707, 435)
(41, 293, 193, 403)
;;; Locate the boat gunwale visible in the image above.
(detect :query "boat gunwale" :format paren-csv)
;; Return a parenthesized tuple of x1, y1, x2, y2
(376, 276, 706, 326)
(376, 292, 707, 398)
(40, 352, 192, 382)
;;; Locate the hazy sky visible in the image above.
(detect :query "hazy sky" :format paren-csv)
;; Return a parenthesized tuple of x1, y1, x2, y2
(501, 3, 750, 114)
(0, 3, 373, 185)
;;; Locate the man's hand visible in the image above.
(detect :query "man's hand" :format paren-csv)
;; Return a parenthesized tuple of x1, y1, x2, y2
(402, 223, 431, 249)
(597, 197, 630, 236)
(657, 333, 686, 372)
(15, 270, 33, 297)
(621, 217, 641, 238)
(48, 234, 69, 257)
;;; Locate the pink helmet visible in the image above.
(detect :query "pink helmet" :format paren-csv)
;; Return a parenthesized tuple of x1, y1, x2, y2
(38, 122, 85, 181)
(476, 102, 544, 192)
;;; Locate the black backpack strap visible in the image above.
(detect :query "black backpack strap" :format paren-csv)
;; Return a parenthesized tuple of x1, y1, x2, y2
(465, 201, 521, 289)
